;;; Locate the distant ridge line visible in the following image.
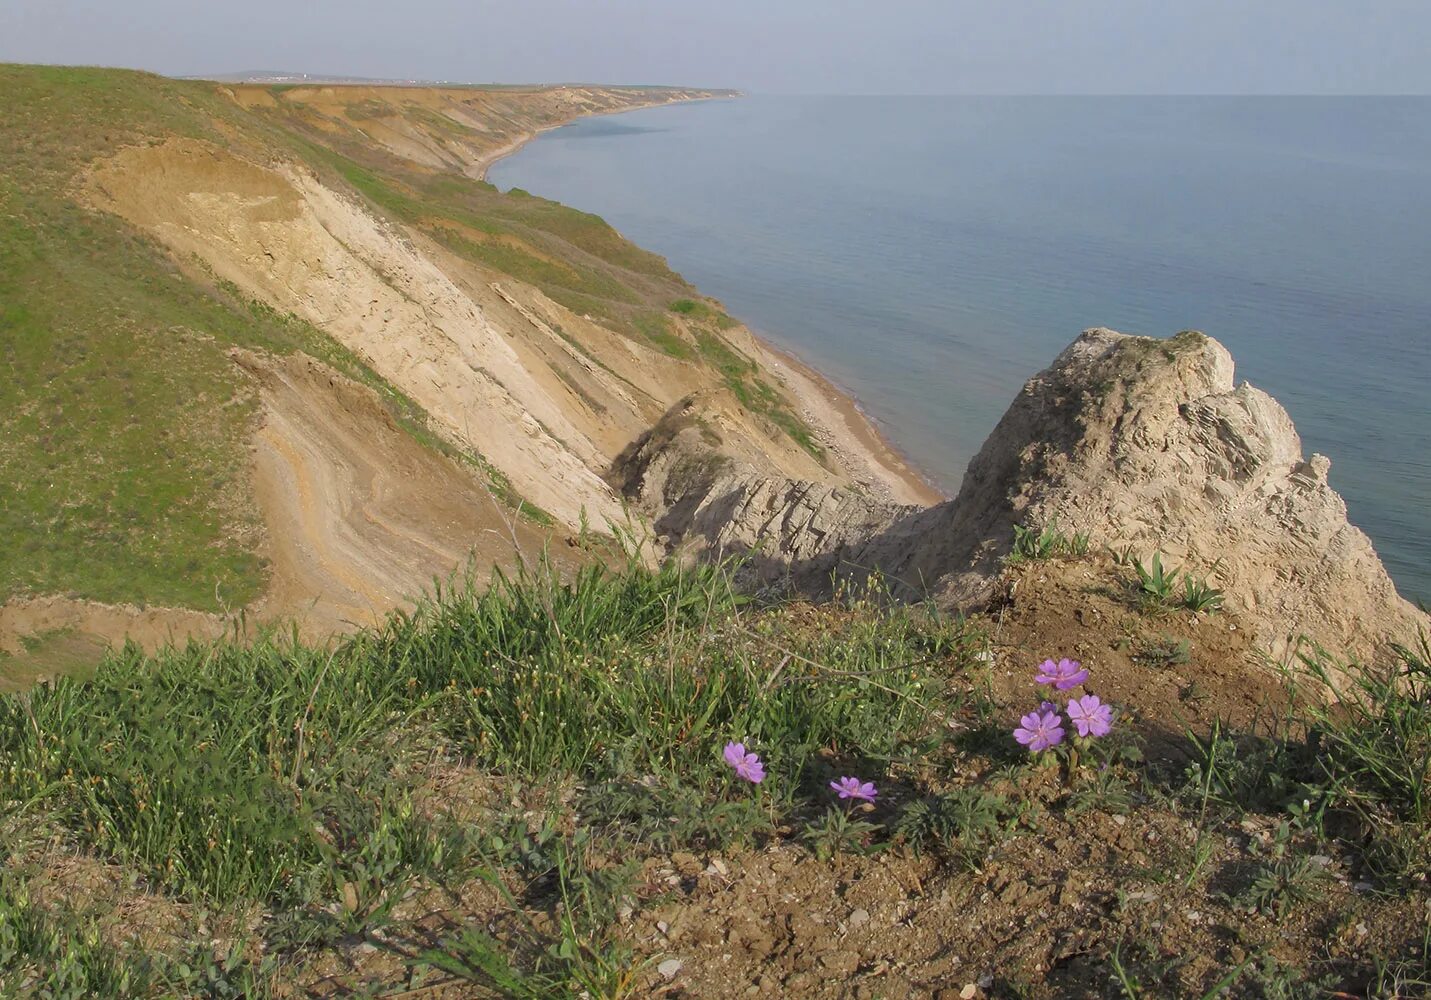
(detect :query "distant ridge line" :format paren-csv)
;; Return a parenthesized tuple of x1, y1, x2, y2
(184, 70, 739, 93)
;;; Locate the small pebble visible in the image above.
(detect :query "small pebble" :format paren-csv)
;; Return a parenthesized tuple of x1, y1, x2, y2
(657, 958, 683, 980)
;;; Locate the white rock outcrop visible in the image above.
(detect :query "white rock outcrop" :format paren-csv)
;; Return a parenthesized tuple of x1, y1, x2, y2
(619, 328, 1428, 666)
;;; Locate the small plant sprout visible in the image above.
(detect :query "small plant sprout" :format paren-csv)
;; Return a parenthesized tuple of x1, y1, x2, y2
(1008, 520, 1090, 562)
(1035, 657, 1089, 690)
(722, 742, 766, 784)
(1133, 552, 1181, 607)
(829, 776, 878, 803)
(1180, 574, 1225, 613)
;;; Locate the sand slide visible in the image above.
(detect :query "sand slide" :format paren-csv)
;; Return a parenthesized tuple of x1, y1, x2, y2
(238, 349, 572, 636)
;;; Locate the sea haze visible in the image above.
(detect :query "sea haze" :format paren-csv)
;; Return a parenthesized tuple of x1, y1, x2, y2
(490, 96, 1431, 604)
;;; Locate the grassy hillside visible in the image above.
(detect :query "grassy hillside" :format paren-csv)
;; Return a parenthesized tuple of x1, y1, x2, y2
(0, 67, 437, 609)
(1, 65, 802, 614)
(0, 550, 1427, 997)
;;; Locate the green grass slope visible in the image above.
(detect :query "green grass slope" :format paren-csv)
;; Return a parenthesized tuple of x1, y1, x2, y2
(0, 554, 1426, 996)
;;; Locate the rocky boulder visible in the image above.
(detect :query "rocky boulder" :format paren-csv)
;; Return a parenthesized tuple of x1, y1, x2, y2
(617, 328, 1427, 666)
(905, 327, 1426, 665)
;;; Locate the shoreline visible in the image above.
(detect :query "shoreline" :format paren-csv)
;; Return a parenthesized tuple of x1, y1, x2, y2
(475, 94, 734, 182)
(756, 337, 949, 507)
(482, 97, 951, 509)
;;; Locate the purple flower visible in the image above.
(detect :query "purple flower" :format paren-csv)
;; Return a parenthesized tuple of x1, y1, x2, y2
(723, 742, 765, 783)
(1066, 694, 1113, 738)
(829, 776, 878, 803)
(1034, 657, 1089, 691)
(1013, 708, 1066, 752)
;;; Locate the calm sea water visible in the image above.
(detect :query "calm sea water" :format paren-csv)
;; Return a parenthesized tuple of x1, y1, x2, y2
(490, 96, 1431, 604)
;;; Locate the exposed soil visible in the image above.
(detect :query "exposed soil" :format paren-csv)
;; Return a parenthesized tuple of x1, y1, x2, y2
(0, 599, 228, 685)
(987, 555, 1291, 745)
(620, 814, 1406, 999)
(236, 349, 579, 638)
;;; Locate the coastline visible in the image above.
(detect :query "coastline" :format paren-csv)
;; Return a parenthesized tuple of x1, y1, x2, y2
(755, 338, 948, 507)
(475, 94, 734, 181)
(475, 124, 563, 181)
(482, 98, 950, 510)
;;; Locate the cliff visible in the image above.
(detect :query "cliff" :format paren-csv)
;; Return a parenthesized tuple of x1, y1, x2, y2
(0, 64, 921, 653)
(618, 328, 1428, 667)
(2, 64, 1421, 675)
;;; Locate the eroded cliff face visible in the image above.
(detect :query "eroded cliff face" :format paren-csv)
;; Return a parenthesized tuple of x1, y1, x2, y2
(225, 83, 731, 179)
(618, 328, 1427, 666)
(7, 66, 1421, 670)
(51, 76, 921, 645)
(80, 89, 890, 540)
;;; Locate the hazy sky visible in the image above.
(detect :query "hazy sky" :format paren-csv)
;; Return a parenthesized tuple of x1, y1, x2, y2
(3, 0, 1430, 94)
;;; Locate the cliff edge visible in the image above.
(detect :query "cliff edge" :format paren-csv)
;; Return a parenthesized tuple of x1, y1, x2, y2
(618, 328, 1427, 666)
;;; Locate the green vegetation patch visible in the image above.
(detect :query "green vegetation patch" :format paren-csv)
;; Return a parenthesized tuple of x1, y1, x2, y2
(0, 558, 968, 906)
(671, 297, 737, 329)
(1, 555, 1429, 996)
(632, 311, 693, 359)
(0, 188, 265, 610)
(691, 330, 824, 459)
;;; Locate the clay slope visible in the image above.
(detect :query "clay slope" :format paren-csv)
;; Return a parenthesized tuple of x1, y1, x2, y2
(621, 328, 1428, 666)
(86, 138, 631, 531)
(236, 350, 576, 636)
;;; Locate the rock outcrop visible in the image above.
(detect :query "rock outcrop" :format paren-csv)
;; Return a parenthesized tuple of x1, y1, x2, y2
(610, 393, 915, 587)
(619, 328, 1428, 666)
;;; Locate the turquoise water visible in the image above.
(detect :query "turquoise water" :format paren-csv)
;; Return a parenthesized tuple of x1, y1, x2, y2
(490, 96, 1431, 604)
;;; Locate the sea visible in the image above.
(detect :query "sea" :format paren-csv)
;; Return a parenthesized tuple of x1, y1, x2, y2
(489, 96, 1431, 605)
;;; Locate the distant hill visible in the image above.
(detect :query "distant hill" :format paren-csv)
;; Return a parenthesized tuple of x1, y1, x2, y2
(191, 69, 739, 92)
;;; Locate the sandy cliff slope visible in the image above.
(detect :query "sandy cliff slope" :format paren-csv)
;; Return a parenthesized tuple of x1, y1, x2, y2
(236, 349, 579, 636)
(2, 69, 927, 659)
(85, 138, 633, 530)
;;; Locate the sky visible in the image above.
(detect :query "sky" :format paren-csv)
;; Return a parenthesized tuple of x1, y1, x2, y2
(3, 0, 1430, 95)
